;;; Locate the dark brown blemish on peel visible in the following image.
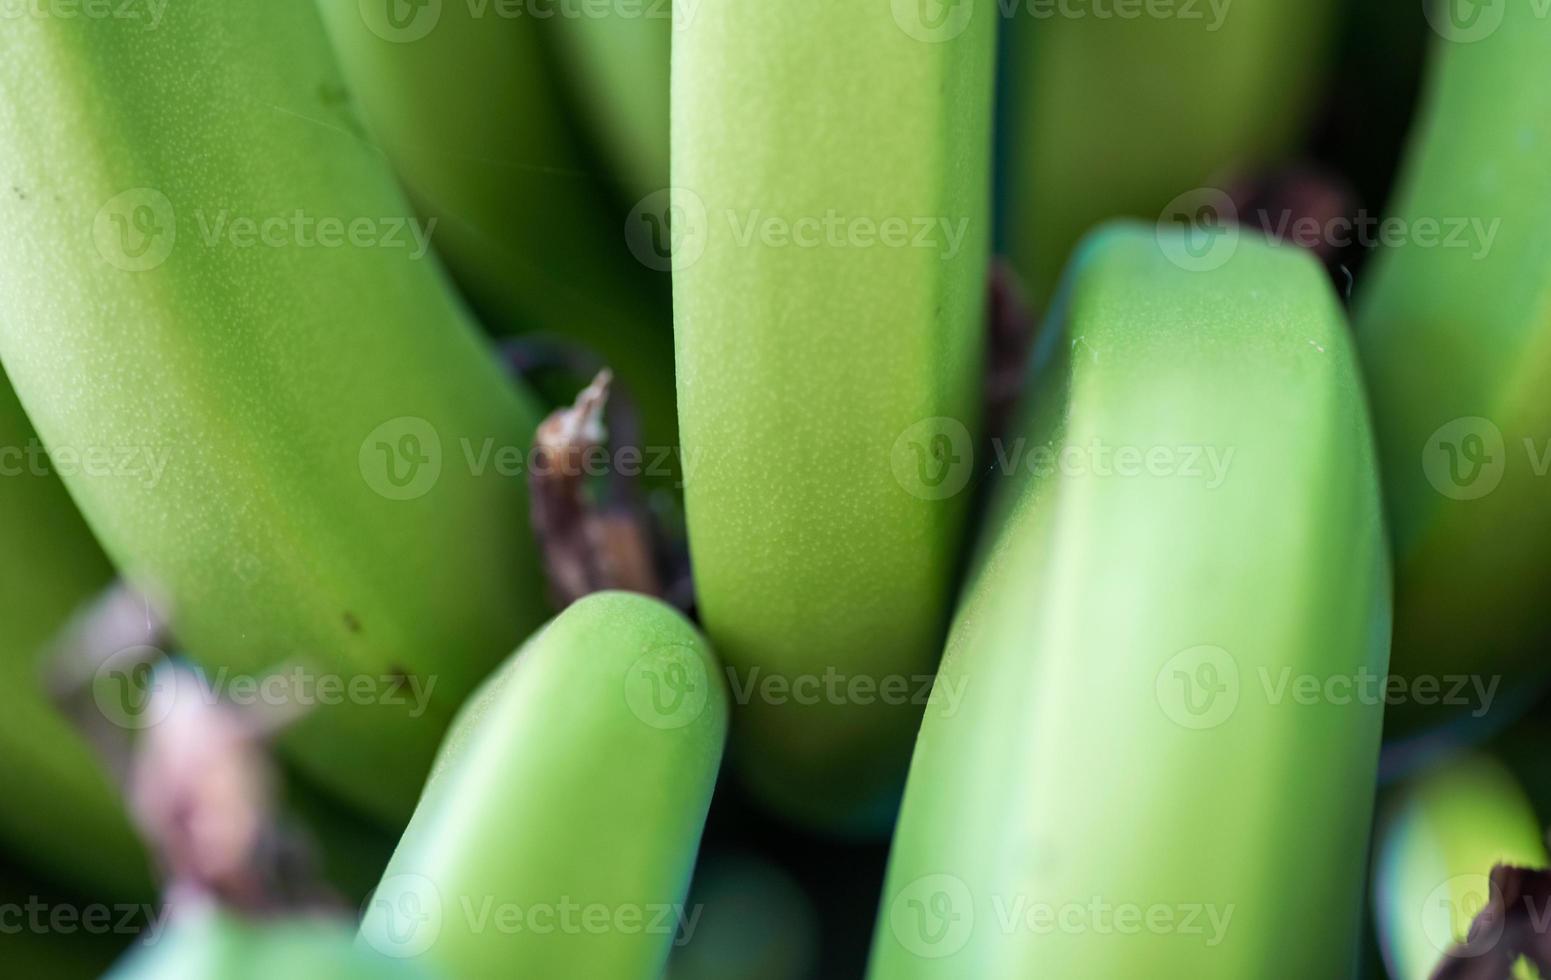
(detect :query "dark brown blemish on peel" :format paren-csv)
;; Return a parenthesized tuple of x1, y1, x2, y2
(342, 612, 362, 634)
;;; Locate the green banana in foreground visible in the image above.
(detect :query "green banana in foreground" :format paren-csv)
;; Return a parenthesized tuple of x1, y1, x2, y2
(870, 225, 1391, 977)
(360, 592, 727, 978)
(1005, 0, 1338, 308)
(673, 0, 996, 831)
(1356, 3, 1551, 728)
(109, 906, 426, 980)
(1372, 752, 1549, 980)
(0, 372, 150, 900)
(315, 0, 678, 454)
(0, 0, 548, 824)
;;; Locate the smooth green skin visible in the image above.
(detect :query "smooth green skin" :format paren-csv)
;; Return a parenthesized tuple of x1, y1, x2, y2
(1006, 0, 1337, 308)
(360, 592, 727, 979)
(673, 0, 996, 831)
(0, 373, 151, 900)
(551, 7, 670, 199)
(1372, 753, 1548, 980)
(0, 1, 549, 824)
(870, 225, 1391, 978)
(1356, 6, 1551, 722)
(315, 1, 679, 455)
(109, 907, 430, 980)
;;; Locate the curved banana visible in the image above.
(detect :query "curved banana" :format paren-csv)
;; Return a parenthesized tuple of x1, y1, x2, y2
(109, 905, 426, 980)
(360, 592, 727, 978)
(0, 0, 549, 824)
(1355, 4, 1551, 733)
(315, 1, 679, 453)
(0, 372, 150, 900)
(550, 7, 670, 199)
(1372, 752, 1548, 980)
(870, 224, 1390, 977)
(673, 0, 997, 831)
(1005, 0, 1338, 307)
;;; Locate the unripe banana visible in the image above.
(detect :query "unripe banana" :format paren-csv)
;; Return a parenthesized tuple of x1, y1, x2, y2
(672, 0, 996, 831)
(870, 224, 1390, 977)
(0, 372, 150, 900)
(1372, 752, 1548, 980)
(1355, 3, 1551, 731)
(1005, 0, 1338, 307)
(315, 0, 679, 451)
(108, 905, 426, 980)
(0, 1, 549, 823)
(550, 6, 671, 199)
(360, 591, 727, 978)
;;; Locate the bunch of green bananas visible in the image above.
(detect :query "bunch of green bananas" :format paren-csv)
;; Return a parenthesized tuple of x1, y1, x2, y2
(4, 0, 1551, 977)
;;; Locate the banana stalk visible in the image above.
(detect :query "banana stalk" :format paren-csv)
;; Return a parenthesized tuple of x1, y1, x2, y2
(870, 224, 1390, 977)
(672, 0, 997, 831)
(1372, 752, 1549, 980)
(359, 592, 727, 978)
(0, 0, 549, 824)
(315, 0, 678, 453)
(0, 372, 150, 900)
(1005, 0, 1338, 308)
(1356, 2, 1551, 731)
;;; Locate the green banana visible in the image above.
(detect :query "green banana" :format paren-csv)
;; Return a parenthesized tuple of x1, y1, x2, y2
(870, 224, 1390, 977)
(359, 591, 727, 978)
(1005, 0, 1339, 307)
(0, 1, 549, 824)
(672, 0, 997, 831)
(108, 906, 426, 980)
(315, 0, 678, 452)
(0, 371, 150, 900)
(1372, 752, 1549, 980)
(1355, 3, 1551, 730)
(550, 5, 671, 199)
